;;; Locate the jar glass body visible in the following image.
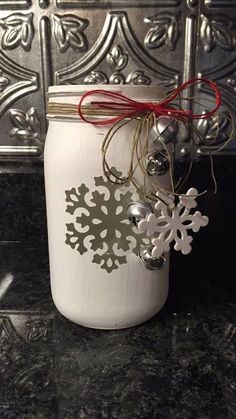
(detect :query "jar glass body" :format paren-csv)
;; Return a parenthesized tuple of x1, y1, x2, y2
(44, 85, 171, 329)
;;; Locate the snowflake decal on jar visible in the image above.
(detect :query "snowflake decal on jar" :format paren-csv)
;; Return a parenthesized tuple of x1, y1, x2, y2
(65, 169, 149, 273)
(138, 188, 209, 258)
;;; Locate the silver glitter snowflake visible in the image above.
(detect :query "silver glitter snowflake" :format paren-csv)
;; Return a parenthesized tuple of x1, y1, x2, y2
(138, 188, 209, 258)
(65, 170, 149, 273)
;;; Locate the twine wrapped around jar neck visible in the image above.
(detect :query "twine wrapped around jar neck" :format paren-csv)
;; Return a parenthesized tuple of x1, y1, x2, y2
(47, 78, 235, 200)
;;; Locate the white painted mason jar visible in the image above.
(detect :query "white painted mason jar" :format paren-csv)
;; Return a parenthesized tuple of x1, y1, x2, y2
(44, 85, 172, 329)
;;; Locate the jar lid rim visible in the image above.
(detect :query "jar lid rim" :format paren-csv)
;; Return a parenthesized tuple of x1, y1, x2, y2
(48, 84, 166, 98)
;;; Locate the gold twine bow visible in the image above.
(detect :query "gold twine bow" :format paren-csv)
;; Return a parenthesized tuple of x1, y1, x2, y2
(47, 86, 235, 201)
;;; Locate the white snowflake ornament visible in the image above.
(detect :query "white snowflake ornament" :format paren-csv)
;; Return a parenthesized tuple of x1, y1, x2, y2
(138, 188, 209, 258)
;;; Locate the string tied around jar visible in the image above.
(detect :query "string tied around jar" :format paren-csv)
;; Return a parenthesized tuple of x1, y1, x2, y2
(77, 78, 231, 200)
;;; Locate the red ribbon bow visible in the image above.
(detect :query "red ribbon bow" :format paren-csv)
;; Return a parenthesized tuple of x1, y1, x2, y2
(78, 78, 221, 126)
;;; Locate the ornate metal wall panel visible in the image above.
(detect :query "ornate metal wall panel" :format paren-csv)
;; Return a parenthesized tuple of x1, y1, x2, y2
(0, 0, 235, 161)
(193, 0, 236, 157)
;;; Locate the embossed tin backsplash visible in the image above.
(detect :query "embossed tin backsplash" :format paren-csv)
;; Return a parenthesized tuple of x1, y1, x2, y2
(0, 0, 235, 161)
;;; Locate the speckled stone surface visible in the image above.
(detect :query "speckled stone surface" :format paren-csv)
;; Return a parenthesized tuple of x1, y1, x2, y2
(0, 159, 235, 419)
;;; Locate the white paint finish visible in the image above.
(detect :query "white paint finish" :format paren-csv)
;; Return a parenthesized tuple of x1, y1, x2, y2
(44, 86, 171, 329)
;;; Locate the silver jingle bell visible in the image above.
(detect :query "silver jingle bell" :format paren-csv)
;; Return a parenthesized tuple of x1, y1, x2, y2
(127, 201, 153, 226)
(139, 246, 166, 270)
(145, 149, 170, 176)
(150, 116, 179, 144)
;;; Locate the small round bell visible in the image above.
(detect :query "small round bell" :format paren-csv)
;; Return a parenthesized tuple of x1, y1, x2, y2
(145, 149, 169, 176)
(150, 116, 178, 144)
(127, 201, 153, 226)
(139, 246, 165, 270)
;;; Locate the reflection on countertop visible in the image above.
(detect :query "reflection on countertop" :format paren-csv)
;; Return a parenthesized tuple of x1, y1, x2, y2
(0, 242, 235, 419)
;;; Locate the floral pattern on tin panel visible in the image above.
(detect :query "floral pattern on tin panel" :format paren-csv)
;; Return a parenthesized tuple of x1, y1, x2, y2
(65, 170, 149, 273)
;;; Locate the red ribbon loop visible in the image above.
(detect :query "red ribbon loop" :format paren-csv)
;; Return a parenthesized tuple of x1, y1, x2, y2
(78, 78, 221, 126)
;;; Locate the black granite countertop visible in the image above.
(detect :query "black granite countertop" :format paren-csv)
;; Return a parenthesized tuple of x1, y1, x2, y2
(0, 162, 235, 419)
